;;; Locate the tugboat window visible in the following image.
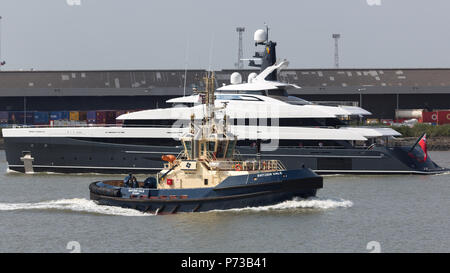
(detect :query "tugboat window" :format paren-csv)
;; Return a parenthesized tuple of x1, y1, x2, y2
(208, 141, 216, 152)
(204, 179, 208, 185)
(200, 143, 206, 155)
(184, 141, 192, 159)
(226, 140, 236, 158)
(216, 141, 227, 158)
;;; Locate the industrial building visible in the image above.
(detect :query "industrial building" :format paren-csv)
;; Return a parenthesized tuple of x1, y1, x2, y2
(0, 68, 449, 123)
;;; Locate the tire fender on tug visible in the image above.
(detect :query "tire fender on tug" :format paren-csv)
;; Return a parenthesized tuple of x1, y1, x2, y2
(89, 182, 122, 197)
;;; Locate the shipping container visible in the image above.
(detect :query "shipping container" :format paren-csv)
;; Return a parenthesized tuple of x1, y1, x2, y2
(105, 110, 116, 125)
(50, 111, 70, 121)
(33, 112, 49, 125)
(395, 109, 423, 122)
(78, 111, 87, 122)
(96, 111, 107, 124)
(0, 111, 8, 124)
(423, 110, 450, 125)
(61, 111, 70, 120)
(8, 112, 34, 125)
(87, 111, 97, 124)
(115, 110, 128, 124)
(69, 111, 80, 121)
(50, 111, 63, 120)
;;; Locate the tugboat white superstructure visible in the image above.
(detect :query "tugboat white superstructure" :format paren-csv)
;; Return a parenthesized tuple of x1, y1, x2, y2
(89, 73, 323, 214)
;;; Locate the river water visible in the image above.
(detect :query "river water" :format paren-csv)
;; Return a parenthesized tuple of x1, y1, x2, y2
(0, 150, 449, 253)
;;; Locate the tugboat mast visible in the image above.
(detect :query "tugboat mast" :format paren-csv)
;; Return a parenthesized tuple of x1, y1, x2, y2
(201, 71, 228, 138)
(204, 72, 215, 126)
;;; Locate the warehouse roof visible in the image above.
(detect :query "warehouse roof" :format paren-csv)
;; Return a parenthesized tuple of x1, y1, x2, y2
(1, 68, 450, 96)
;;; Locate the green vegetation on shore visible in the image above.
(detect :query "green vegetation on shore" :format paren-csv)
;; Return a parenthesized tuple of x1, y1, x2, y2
(391, 124, 450, 137)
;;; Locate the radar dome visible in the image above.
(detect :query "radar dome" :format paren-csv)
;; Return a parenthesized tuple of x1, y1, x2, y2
(230, 72, 243, 85)
(248, 72, 258, 83)
(254, 29, 267, 43)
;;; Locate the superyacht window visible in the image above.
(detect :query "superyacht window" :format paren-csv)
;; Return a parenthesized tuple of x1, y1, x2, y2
(216, 94, 263, 101)
(266, 88, 289, 97)
(217, 90, 265, 96)
(268, 95, 314, 105)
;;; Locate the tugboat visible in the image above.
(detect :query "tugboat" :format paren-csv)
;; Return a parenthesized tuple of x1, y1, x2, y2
(89, 73, 323, 214)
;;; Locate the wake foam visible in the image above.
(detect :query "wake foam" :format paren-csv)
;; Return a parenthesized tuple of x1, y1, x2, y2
(5, 168, 21, 174)
(0, 198, 153, 216)
(0, 197, 353, 216)
(434, 171, 450, 176)
(209, 197, 353, 213)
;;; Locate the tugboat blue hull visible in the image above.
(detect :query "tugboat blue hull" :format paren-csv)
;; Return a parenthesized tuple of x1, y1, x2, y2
(89, 169, 323, 214)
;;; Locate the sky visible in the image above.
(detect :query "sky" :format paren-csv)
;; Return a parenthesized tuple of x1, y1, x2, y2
(1, 0, 450, 70)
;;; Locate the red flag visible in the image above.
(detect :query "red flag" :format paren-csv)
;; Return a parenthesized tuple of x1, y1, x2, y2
(418, 134, 427, 162)
(408, 133, 428, 162)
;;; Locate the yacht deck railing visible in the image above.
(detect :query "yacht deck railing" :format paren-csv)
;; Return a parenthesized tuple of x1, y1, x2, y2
(208, 159, 285, 172)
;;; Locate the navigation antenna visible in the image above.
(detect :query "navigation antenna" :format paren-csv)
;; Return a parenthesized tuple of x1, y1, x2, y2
(207, 32, 215, 72)
(264, 23, 269, 41)
(235, 27, 245, 69)
(183, 38, 189, 97)
(204, 72, 215, 120)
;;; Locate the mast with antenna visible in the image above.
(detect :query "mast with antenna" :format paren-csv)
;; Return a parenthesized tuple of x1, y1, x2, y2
(0, 16, 5, 69)
(207, 32, 215, 72)
(183, 38, 189, 96)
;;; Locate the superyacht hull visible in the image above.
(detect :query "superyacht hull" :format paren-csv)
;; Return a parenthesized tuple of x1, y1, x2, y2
(4, 136, 446, 174)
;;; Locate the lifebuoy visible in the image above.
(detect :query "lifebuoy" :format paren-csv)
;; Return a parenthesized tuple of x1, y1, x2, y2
(235, 163, 242, 171)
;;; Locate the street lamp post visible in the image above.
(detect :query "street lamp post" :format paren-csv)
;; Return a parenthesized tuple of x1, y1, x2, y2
(357, 88, 366, 125)
(358, 88, 366, 108)
(0, 16, 2, 69)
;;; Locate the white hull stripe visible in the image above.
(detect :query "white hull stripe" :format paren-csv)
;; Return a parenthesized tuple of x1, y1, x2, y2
(240, 153, 384, 159)
(313, 169, 442, 174)
(124, 151, 171, 154)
